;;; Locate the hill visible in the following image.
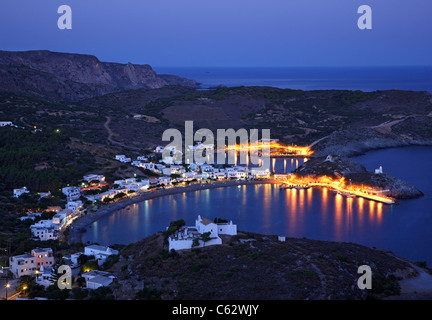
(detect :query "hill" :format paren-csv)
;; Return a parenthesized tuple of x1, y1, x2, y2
(0, 50, 199, 101)
(107, 231, 419, 300)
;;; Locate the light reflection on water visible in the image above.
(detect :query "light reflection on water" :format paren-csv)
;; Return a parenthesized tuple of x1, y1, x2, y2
(83, 148, 432, 265)
(84, 184, 388, 247)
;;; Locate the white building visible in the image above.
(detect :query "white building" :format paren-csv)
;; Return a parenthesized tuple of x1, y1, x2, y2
(82, 270, 117, 289)
(35, 266, 54, 287)
(158, 176, 172, 186)
(66, 200, 83, 215)
(168, 215, 237, 251)
(251, 169, 270, 178)
(62, 186, 81, 201)
(114, 178, 150, 191)
(13, 187, 29, 198)
(83, 174, 106, 183)
(30, 220, 58, 241)
(182, 172, 202, 181)
(114, 155, 131, 163)
(155, 146, 165, 153)
(52, 209, 72, 230)
(85, 188, 129, 202)
(375, 166, 383, 174)
(84, 245, 119, 266)
(9, 254, 37, 278)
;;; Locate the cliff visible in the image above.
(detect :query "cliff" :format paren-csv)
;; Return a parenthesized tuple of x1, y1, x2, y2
(0, 50, 199, 101)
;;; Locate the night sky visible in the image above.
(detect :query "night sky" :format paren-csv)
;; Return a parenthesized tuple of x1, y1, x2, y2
(0, 0, 431, 67)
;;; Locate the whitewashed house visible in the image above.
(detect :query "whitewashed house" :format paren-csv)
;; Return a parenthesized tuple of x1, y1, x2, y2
(52, 209, 72, 230)
(35, 266, 54, 287)
(375, 166, 383, 174)
(85, 188, 129, 202)
(155, 146, 165, 153)
(30, 220, 58, 241)
(114, 155, 126, 161)
(251, 169, 270, 178)
(84, 245, 119, 266)
(158, 176, 172, 186)
(62, 186, 81, 201)
(66, 200, 83, 215)
(13, 187, 29, 198)
(114, 178, 149, 191)
(83, 174, 106, 183)
(182, 172, 202, 181)
(82, 270, 117, 289)
(168, 215, 237, 251)
(9, 253, 37, 278)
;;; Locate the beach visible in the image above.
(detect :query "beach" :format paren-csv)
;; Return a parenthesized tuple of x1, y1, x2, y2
(68, 179, 279, 244)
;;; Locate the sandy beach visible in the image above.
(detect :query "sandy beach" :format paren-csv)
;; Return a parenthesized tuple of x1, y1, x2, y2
(68, 179, 279, 244)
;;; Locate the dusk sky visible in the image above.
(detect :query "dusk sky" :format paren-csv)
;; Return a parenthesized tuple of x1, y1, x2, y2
(0, 0, 431, 67)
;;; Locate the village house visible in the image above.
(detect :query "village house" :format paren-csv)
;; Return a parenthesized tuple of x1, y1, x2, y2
(0, 121, 13, 127)
(9, 253, 37, 278)
(82, 270, 117, 289)
(66, 200, 83, 215)
(30, 220, 58, 241)
(31, 248, 54, 269)
(83, 174, 106, 183)
(155, 146, 165, 153)
(62, 186, 81, 201)
(168, 215, 237, 251)
(13, 187, 29, 198)
(157, 176, 173, 186)
(114, 178, 150, 191)
(114, 155, 131, 163)
(85, 188, 129, 202)
(250, 168, 270, 178)
(35, 265, 54, 287)
(83, 245, 119, 266)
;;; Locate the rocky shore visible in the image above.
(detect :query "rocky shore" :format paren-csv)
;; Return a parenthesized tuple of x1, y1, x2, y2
(294, 155, 423, 199)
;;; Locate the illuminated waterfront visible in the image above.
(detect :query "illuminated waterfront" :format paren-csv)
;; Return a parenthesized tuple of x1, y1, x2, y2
(82, 146, 432, 265)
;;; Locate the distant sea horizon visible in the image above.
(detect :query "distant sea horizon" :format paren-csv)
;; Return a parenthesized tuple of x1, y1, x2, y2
(154, 66, 432, 93)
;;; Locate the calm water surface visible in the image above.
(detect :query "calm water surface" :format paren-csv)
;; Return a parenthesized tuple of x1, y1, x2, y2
(82, 146, 432, 265)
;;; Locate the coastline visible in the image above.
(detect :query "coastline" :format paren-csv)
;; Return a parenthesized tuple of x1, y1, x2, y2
(68, 179, 279, 244)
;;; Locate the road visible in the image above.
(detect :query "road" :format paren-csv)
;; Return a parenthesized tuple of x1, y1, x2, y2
(0, 279, 18, 300)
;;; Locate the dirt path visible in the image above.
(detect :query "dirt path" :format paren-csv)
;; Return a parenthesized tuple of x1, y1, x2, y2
(104, 116, 141, 151)
(385, 254, 432, 299)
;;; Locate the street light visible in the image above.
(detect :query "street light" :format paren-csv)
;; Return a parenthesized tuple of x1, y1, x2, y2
(5, 283, 10, 300)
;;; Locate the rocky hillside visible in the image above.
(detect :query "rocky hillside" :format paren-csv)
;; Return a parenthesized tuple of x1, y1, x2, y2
(0, 50, 199, 101)
(107, 231, 418, 300)
(294, 155, 424, 199)
(311, 115, 432, 157)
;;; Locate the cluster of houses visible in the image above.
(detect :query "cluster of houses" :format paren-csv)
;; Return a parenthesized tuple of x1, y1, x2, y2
(9, 244, 118, 290)
(114, 151, 271, 182)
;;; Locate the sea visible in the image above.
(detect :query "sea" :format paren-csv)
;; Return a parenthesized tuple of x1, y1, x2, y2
(82, 146, 432, 266)
(154, 66, 432, 93)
